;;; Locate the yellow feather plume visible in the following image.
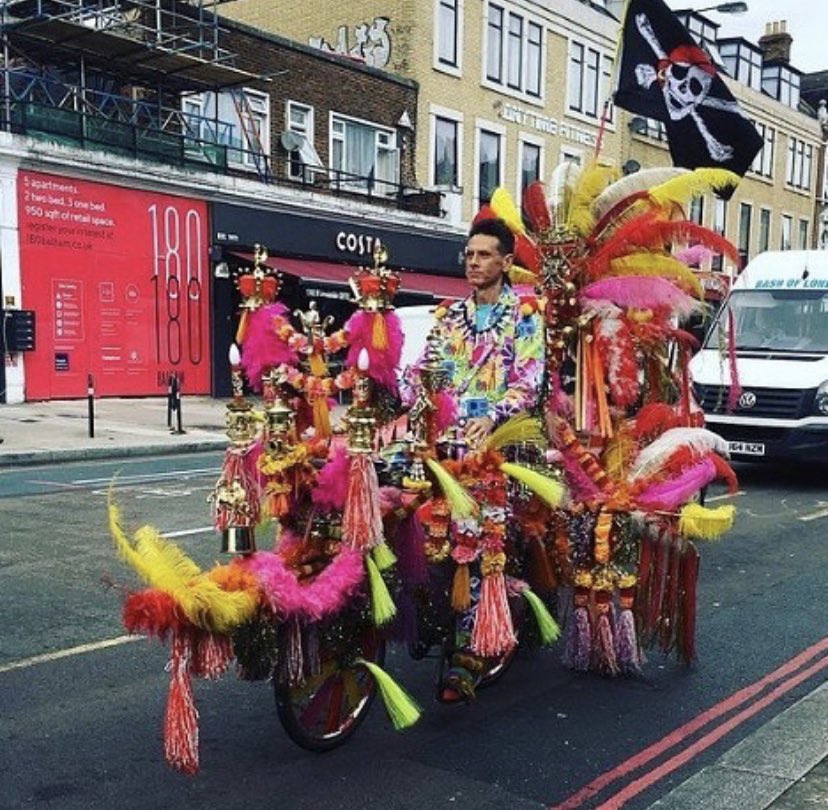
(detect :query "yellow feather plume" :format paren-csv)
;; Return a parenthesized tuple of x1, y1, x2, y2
(608, 254, 704, 299)
(601, 426, 637, 483)
(678, 503, 736, 540)
(425, 458, 478, 519)
(484, 413, 546, 452)
(108, 497, 257, 633)
(567, 163, 617, 237)
(509, 264, 540, 285)
(500, 462, 566, 507)
(490, 187, 526, 235)
(649, 168, 741, 211)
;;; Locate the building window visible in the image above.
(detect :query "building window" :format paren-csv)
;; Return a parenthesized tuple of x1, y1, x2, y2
(486, 5, 504, 83)
(519, 140, 541, 201)
(433, 115, 459, 187)
(799, 219, 809, 249)
(738, 202, 752, 265)
(689, 195, 704, 225)
(478, 128, 502, 204)
(750, 122, 775, 178)
(436, 0, 460, 70)
(762, 64, 800, 109)
(780, 214, 793, 250)
(285, 101, 322, 181)
(786, 137, 813, 191)
(568, 39, 613, 122)
(182, 92, 205, 149)
(331, 114, 399, 194)
(719, 40, 762, 91)
(712, 197, 727, 271)
(758, 208, 771, 253)
(485, 3, 543, 98)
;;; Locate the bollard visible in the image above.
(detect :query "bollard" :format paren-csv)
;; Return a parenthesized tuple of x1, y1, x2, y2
(87, 373, 95, 438)
(166, 373, 174, 428)
(171, 372, 186, 435)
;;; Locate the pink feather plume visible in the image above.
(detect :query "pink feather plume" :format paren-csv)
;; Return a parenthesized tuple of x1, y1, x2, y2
(311, 445, 351, 511)
(240, 303, 298, 391)
(434, 391, 459, 434)
(345, 310, 404, 391)
(636, 456, 718, 511)
(581, 276, 701, 317)
(674, 245, 713, 267)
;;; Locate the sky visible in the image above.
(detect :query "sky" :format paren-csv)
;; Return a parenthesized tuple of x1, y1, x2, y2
(665, 0, 823, 74)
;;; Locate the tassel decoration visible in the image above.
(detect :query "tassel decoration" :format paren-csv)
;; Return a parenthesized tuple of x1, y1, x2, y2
(342, 453, 384, 552)
(564, 584, 592, 671)
(371, 540, 397, 572)
(164, 633, 199, 775)
(190, 631, 234, 680)
(499, 462, 566, 508)
(615, 584, 643, 674)
(451, 562, 471, 612)
(592, 590, 619, 676)
(366, 556, 397, 626)
(425, 458, 478, 519)
(355, 658, 422, 730)
(678, 542, 700, 665)
(471, 553, 517, 656)
(521, 586, 561, 646)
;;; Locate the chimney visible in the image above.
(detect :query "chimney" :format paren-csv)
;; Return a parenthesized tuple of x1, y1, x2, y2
(758, 20, 792, 64)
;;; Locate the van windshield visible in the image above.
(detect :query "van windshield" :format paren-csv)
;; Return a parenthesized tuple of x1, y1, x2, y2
(703, 288, 828, 353)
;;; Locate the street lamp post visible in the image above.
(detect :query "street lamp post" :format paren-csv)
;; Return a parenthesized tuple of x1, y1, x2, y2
(693, 2, 749, 14)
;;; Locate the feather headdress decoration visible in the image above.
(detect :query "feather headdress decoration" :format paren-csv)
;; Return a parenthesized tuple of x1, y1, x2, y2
(588, 210, 740, 278)
(345, 309, 403, 392)
(547, 160, 581, 226)
(674, 244, 713, 267)
(490, 187, 526, 235)
(592, 167, 688, 224)
(629, 426, 729, 482)
(634, 402, 684, 441)
(522, 180, 551, 232)
(581, 276, 702, 317)
(648, 168, 740, 211)
(239, 303, 297, 392)
(566, 162, 616, 237)
(607, 254, 704, 299)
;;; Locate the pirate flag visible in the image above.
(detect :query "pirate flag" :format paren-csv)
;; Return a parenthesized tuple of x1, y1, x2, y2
(615, 0, 763, 185)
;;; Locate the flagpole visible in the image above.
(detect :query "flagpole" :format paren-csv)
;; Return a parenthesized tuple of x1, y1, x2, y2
(593, 0, 633, 160)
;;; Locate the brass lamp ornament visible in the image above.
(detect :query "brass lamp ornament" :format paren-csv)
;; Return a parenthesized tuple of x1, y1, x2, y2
(344, 348, 377, 454)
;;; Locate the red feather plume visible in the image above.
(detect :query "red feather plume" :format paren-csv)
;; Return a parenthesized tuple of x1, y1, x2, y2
(522, 181, 551, 232)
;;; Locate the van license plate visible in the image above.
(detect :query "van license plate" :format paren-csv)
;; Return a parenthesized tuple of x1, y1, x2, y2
(727, 441, 765, 456)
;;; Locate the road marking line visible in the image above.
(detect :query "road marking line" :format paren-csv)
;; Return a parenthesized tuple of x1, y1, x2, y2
(799, 500, 828, 522)
(705, 490, 745, 503)
(550, 637, 828, 810)
(0, 635, 142, 674)
(595, 655, 828, 809)
(75, 468, 217, 485)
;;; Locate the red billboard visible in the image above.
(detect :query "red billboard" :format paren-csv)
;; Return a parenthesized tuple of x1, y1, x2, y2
(18, 170, 211, 399)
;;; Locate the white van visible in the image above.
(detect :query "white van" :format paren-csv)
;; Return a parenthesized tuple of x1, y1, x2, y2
(689, 250, 828, 460)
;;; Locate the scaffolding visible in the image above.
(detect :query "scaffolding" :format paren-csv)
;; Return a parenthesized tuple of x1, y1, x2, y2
(0, 0, 272, 180)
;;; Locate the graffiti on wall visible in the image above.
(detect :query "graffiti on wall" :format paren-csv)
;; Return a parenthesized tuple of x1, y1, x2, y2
(309, 17, 391, 68)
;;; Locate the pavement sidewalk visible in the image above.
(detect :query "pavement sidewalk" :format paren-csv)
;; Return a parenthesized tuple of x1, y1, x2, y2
(0, 395, 825, 809)
(0, 394, 228, 466)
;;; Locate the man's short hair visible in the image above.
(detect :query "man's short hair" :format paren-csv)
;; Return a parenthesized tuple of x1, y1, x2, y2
(468, 217, 515, 257)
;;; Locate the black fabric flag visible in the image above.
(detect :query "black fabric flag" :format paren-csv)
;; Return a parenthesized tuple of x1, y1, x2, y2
(615, 0, 763, 180)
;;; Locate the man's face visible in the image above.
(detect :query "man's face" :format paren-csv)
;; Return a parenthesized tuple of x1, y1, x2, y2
(464, 233, 511, 292)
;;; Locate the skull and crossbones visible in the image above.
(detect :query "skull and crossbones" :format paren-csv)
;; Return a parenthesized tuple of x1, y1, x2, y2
(633, 13, 745, 162)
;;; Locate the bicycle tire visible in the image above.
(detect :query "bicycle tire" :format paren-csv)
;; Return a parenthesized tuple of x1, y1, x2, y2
(274, 627, 386, 752)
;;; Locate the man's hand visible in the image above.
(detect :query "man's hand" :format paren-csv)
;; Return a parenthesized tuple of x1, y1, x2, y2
(464, 415, 495, 449)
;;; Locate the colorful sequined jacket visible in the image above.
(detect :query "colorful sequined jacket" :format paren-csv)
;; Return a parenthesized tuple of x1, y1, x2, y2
(400, 285, 545, 425)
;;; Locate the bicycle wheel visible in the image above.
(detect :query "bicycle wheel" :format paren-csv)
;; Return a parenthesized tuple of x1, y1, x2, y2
(274, 626, 386, 752)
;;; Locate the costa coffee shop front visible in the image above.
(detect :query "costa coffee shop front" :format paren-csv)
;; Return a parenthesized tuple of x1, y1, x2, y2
(210, 202, 468, 394)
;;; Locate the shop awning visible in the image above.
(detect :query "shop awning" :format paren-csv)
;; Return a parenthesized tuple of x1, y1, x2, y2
(229, 252, 468, 300)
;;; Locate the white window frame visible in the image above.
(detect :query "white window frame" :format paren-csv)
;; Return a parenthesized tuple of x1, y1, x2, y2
(434, 0, 463, 77)
(329, 111, 400, 195)
(429, 104, 464, 190)
(285, 100, 323, 181)
(228, 88, 270, 170)
(750, 121, 775, 179)
(181, 92, 205, 147)
(474, 119, 505, 209)
(567, 37, 614, 125)
(482, 2, 545, 103)
(516, 132, 544, 204)
(786, 136, 813, 191)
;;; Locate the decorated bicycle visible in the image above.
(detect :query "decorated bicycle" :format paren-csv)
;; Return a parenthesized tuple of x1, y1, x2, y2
(107, 162, 741, 774)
